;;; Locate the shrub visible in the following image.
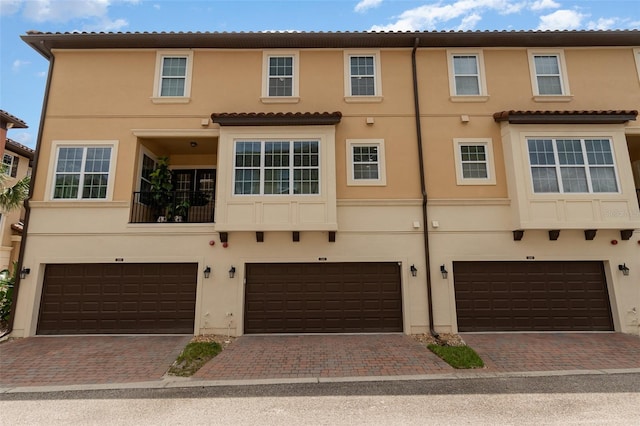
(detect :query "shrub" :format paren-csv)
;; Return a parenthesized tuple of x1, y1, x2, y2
(0, 263, 17, 322)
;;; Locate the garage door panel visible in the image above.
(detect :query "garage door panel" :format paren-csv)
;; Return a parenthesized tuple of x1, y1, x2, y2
(245, 262, 403, 334)
(454, 261, 613, 332)
(37, 263, 197, 335)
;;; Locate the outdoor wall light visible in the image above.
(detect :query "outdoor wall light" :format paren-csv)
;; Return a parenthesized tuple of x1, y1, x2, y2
(410, 265, 418, 277)
(440, 264, 448, 279)
(618, 263, 630, 276)
(203, 266, 211, 279)
(228, 266, 236, 279)
(20, 267, 31, 279)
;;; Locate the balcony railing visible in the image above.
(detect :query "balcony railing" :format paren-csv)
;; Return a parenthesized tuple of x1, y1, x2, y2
(130, 190, 215, 223)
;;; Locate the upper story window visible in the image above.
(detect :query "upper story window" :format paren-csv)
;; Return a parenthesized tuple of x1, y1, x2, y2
(344, 50, 382, 102)
(2, 153, 18, 178)
(528, 50, 571, 101)
(53, 145, 114, 200)
(453, 138, 496, 185)
(152, 51, 193, 103)
(527, 138, 618, 193)
(447, 50, 488, 101)
(234, 140, 319, 195)
(346, 139, 386, 186)
(261, 51, 299, 103)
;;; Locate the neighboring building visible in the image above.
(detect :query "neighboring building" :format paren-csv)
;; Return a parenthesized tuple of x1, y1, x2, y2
(0, 110, 28, 159)
(9, 30, 640, 338)
(0, 110, 33, 274)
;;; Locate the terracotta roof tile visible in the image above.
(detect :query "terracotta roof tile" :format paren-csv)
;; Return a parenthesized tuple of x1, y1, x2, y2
(211, 112, 342, 126)
(493, 110, 638, 124)
(21, 30, 640, 59)
(0, 110, 28, 129)
(5, 138, 35, 159)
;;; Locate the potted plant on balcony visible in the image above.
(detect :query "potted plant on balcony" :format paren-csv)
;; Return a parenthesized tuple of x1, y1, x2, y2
(173, 199, 190, 222)
(149, 156, 173, 222)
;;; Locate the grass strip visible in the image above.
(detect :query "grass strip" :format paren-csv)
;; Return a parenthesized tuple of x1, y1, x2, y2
(168, 341, 223, 377)
(427, 344, 484, 369)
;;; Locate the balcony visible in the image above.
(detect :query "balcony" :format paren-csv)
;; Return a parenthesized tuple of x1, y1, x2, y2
(130, 190, 215, 223)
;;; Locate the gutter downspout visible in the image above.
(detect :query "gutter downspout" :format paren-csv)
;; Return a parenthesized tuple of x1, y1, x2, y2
(411, 38, 438, 338)
(1, 46, 54, 339)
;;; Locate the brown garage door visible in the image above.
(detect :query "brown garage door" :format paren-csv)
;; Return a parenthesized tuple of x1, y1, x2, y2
(454, 261, 613, 332)
(244, 262, 403, 333)
(37, 263, 197, 335)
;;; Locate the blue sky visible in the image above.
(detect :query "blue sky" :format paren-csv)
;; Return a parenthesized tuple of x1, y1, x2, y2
(1, 0, 639, 148)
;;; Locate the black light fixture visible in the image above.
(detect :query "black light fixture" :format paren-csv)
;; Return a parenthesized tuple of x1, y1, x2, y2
(228, 266, 236, 278)
(203, 266, 211, 279)
(410, 264, 417, 277)
(618, 263, 630, 276)
(440, 264, 448, 279)
(20, 267, 31, 279)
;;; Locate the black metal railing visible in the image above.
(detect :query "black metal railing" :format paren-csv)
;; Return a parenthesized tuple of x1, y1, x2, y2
(130, 190, 215, 223)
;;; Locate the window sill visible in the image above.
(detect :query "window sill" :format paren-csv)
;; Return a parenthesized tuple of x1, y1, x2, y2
(260, 97, 300, 104)
(150, 97, 191, 104)
(455, 180, 497, 186)
(344, 96, 383, 103)
(532, 95, 573, 102)
(346, 181, 387, 187)
(449, 95, 489, 103)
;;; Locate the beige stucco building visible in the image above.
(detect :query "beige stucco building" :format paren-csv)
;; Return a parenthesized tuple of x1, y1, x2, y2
(0, 110, 33, 275)
(8, 31, 640, 338)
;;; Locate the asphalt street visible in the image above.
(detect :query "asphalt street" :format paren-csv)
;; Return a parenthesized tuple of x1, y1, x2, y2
(2, 374, 639, 425)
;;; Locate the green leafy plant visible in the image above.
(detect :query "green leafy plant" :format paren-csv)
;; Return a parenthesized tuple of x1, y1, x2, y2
(0, 263, 18, 323)
(0, 164, 30, 213)
(173, 199, 190, 220)
(428, 344, 484, 369)
(149, 157, 173, 220)
(168, 341, 222, 376)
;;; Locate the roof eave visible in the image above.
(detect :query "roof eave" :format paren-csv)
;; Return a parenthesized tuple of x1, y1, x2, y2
(21, 30, 640, 59)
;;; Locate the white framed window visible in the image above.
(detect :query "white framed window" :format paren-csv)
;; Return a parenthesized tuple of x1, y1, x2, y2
(2, 153, 19, 178)
(48, 141, 117, 201)
(234, 140, 320, 195)
(152, 51, 193, 103)
(527, 138, 619, 193)
(346, 139, 386, 186)
(453, 138, 496, 185)
(447, 50, 488, 101)
(344, 50, 382, 102)
(527, 50, 571, 101)
(261, 51, 299, 103)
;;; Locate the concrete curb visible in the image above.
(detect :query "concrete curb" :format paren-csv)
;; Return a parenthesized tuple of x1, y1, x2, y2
(2, 368, 639, 394)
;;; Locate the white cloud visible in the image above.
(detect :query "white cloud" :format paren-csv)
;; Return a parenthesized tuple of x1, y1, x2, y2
(153, 4, 160, 10)
(529, 0, 559, 11)
(370, 0, 526, 31)
(587, 17, 617, 30)
(0, 0, 22, 16)
(355, 0, 383, 13)
(10, 131, 34, 147)
(458, 13, 482, 30)
(4, 0, 137, 30)
(537, 9, 586, 30)
(12, 59, 30, 72)
(37, 71, 47, 78)
(83, 17, 129, 32)
(22, 0, 111, 23)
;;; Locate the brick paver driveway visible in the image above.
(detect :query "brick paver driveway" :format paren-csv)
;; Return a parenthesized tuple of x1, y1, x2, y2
(0, 335, 190, 388)
(194, 334, 452, 380)
(462, 332, 640, 372)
